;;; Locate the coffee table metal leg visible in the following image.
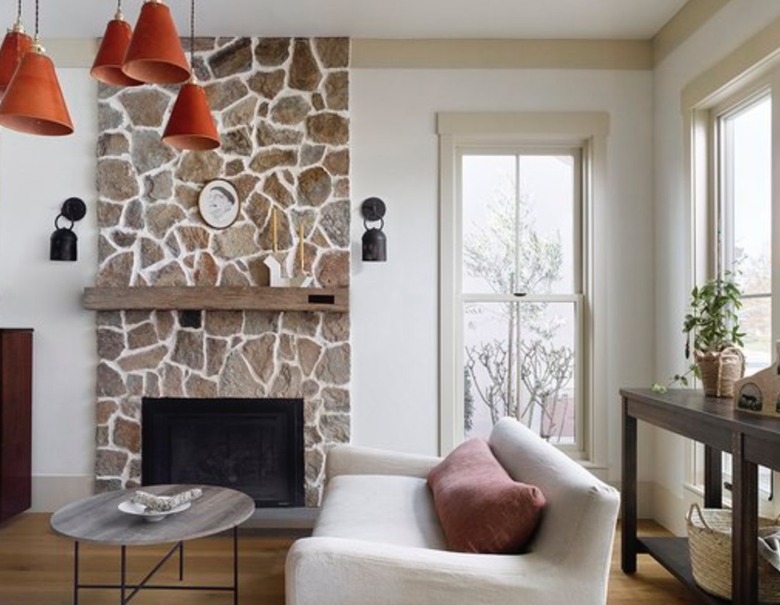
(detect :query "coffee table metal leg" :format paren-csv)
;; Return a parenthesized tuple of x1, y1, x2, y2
(233, 526, 239, 605)
(179, 541, 184, 581)
(120, 545, 127, 605)
(73, 541, 79, 605)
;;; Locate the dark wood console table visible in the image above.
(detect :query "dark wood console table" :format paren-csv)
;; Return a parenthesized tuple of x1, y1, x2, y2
(622, 388, 780, 605)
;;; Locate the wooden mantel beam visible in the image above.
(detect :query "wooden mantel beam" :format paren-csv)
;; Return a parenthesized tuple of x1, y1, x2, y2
(82, 286, 349, 313)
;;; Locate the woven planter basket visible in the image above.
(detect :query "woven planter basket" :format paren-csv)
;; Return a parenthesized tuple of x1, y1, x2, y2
(687, 503, 780, 602)
(695, 347, 745, 398)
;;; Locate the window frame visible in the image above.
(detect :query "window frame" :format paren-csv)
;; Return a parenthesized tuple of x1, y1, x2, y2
(437, 112, 609, 472)
(688, 74, 777, 509)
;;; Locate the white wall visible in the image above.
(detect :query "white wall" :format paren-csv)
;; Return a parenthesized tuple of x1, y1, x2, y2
(0, 69, 98, 508)
(0, 61, 658, 510)
(350, 68, 657, 488)
(653, 0, 780, 534)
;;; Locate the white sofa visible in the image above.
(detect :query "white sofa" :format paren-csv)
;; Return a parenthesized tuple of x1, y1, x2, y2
(286, 418, 620, 605)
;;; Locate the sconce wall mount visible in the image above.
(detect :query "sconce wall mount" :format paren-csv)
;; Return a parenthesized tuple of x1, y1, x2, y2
(361, 197, 387, 262)
(50, 197, 86, 261)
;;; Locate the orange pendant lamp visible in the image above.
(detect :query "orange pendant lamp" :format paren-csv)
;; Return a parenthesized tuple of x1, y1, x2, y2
(122, 0, 190, 85)
(0, 0, 73, 136)
(162, 0, 219, 151)
(0, 0, 33, 96)
(91, 0, 142, 87)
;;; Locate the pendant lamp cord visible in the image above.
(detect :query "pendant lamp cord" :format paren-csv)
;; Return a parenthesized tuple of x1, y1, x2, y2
(33, 0, 39, 41)
(16, 0, 21, 21)
(190, 0, 195, 64)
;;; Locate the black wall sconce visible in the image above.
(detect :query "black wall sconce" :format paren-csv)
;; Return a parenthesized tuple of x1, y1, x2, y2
(50, 197, 87, 261)
(361, 197, 387, 262)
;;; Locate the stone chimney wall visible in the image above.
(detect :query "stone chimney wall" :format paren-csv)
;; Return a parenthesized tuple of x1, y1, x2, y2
(93, 38, 351, 506)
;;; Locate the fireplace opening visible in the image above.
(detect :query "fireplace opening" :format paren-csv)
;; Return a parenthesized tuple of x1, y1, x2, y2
(141, 398, 304, 508)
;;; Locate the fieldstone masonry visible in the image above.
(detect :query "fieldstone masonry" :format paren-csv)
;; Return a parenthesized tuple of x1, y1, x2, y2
(94, 38, 351, 506)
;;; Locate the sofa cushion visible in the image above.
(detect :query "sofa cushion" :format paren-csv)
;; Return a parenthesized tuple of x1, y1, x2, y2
(314, 474, 448, 550)
(427, 438, 546, 554)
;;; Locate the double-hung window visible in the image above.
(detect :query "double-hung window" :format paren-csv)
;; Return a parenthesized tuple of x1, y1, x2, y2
(438, 112, 608, 466)
(691, 83, 774, 505)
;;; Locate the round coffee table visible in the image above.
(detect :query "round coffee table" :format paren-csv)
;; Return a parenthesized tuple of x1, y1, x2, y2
(51, 484, 254, 604)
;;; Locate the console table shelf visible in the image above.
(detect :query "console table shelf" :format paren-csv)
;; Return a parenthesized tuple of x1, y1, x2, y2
(82, 286, 349, 313)
(622, 388, 780, 605)
(640, 537, 729, 605)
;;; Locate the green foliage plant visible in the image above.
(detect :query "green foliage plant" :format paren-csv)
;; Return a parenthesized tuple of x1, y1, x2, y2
(652, 272, 745, 393)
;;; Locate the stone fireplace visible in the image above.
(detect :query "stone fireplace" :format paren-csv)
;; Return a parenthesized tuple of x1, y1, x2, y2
(93, 37, 351, 506)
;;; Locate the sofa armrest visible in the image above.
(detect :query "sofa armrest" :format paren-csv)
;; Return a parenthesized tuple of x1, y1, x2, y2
(286, 537, 602, 605)
(325, 445, 441, 480)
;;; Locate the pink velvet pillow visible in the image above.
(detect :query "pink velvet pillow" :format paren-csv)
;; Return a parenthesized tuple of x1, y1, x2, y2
(427, 438, 546, 554)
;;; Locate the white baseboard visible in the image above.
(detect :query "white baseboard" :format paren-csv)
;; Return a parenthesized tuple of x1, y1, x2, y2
(609, 480, 654, 519)
(652, 482, 702, 536)
(31, 475, 94, 512)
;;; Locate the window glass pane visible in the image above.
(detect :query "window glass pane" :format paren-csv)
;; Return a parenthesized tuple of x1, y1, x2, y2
(739, 296, 772, 375)
(519, 155, 575, 294)
(464, 301, 576, 445)
(461, 154, 576, 296)
(461, 155, 516, 294)
(728, 96, 771, 298)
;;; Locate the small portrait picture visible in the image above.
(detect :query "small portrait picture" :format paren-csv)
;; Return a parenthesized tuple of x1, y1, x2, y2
(198, 179, 240, 229)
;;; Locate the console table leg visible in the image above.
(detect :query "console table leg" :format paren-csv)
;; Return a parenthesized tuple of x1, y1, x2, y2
(733, 433, 758, 604)
(179, 541, 184, 581)
(703, 445, 722, 508)
(120, 545, 127, 605)
(622, 398, 638, 573)
(73, 541, 79, 605)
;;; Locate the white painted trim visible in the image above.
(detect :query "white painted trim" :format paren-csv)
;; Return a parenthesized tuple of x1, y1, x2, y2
(610, 480, 654, 520)
(437, 111, 609, 467)
(654, 481, 702, 536)
(439, 133, 459, 454)
(588, 131, 609, 471)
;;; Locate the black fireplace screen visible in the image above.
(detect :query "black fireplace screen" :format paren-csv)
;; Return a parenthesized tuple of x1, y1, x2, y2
(141, 398, 304, 507)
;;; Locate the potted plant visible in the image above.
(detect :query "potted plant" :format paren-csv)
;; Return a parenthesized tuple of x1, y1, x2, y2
(654, 273, 746, 396)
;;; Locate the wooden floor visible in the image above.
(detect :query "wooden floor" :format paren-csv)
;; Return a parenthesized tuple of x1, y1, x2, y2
(0, 514, 700, 604)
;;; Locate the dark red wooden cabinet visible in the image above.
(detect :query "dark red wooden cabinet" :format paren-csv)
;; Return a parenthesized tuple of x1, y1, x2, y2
(0, 329, 32, 523)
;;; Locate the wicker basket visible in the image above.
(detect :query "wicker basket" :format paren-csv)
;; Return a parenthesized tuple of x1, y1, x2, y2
(687, 503, 780, 602)
(695, 347, 745, 398)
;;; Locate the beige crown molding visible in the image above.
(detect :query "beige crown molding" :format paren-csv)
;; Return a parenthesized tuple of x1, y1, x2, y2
(682, 12, 780, 110)
(352, 38, 653, 70)
(34, 1, 732, 74)
(43, 37, 656, 71)
(653, 0, 731, 65)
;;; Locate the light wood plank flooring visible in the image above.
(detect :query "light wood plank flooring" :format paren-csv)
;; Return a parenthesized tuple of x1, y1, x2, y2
(0, 514, 700, 604)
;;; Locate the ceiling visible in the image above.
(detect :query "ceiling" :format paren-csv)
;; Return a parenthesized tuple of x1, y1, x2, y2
(9, 0, 688, 40)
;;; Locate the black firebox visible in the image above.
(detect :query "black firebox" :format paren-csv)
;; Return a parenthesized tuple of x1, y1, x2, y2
(141, 398, 304, 508)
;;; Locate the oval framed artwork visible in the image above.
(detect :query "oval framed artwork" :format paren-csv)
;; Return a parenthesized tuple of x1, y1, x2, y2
(198, 179, 240, 229)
